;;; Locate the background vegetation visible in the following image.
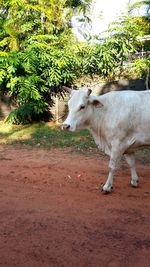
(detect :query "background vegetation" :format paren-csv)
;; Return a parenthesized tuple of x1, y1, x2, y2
(0, 0, 150, 124)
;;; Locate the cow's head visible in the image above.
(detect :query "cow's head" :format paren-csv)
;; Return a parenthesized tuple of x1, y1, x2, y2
(62, 87, 103, 132)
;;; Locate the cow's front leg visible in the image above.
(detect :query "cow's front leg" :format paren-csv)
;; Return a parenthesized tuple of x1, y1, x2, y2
(124, 153, 139, 187)
(102, 157, 117, 192)
(101, 146, 123, 193)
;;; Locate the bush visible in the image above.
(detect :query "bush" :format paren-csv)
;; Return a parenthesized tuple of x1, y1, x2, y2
(0, 43, 81, 124)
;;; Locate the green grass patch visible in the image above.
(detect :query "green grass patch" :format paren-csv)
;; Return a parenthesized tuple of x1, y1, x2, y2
(0, 121, 98, 153)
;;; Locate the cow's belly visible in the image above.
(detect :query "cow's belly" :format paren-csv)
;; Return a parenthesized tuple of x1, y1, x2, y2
(135, 130, 150, 146)
(90, 126, 150, 156)
(125, 132, 150, 153)
(125, 143, 150, 154)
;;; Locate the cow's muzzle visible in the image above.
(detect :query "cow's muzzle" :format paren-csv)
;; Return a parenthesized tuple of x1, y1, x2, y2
(62, 124, 71, 131)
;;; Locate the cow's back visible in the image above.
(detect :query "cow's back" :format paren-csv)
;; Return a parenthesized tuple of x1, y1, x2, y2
(98, 90, 150, 148)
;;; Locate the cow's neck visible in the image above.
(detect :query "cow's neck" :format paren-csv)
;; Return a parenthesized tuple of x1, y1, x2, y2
(87, 107, 103, 133)
(87, 108, 110, 155)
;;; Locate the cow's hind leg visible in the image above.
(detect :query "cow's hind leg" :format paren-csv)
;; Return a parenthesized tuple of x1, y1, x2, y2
(124, 153, 139, 187)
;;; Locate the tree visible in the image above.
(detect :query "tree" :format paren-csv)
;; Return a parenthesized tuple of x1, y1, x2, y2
(0, 0, 91, 123)
(126, 1, 150, 81)
(83, 0, 150, 79)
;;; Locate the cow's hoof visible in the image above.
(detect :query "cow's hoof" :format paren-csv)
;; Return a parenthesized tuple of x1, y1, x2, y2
(131, 180, 139, 188)
(101, 185, 113, 193)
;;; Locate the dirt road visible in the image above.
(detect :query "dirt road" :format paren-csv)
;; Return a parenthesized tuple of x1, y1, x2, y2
(0, 145, 150, 267)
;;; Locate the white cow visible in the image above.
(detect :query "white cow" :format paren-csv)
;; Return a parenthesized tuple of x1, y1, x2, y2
(62, 87, 150, 192)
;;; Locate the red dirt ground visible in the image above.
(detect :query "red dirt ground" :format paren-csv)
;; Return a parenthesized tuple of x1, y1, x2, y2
(0, 145, 150, 267)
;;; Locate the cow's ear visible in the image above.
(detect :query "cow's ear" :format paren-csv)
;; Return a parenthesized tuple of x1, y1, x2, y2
(92, 99, 103, 108)
(89, 96, 103, 108)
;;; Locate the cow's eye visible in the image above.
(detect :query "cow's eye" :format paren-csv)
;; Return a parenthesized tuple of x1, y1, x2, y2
(80, 105, 85, 110)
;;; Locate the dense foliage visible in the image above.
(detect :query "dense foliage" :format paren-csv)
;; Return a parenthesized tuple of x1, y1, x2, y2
(0, 0, 149, 123)
(80, 1, 150, 78)
(0, 0, 83, 123)
(0, 40, 81, 123)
